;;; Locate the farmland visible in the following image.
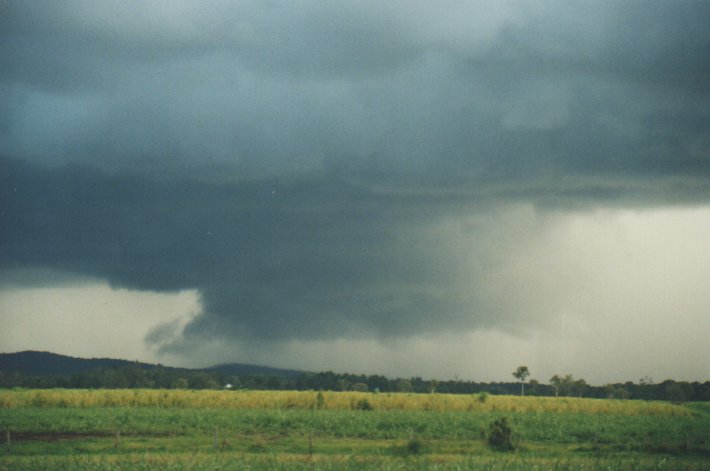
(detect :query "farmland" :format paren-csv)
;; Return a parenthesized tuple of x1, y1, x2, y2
(1, 390, 708, 470)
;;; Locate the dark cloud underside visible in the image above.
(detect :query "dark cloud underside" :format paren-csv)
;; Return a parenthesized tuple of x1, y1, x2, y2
(1, 157, 483, 342)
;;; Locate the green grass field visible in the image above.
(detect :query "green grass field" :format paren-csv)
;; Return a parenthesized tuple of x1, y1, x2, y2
(1, 390, 708, 470)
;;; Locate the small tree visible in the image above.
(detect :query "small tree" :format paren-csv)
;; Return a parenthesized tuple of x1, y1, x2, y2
(572, 378, 588, 397)
(561, 374, 574, 397)
(513, 366, 530, 396)
(396, 379, 413, 393)
(428, 380, 439, 394)
(550, 375, 562, 397)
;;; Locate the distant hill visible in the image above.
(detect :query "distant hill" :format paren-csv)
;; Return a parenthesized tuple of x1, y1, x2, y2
(0, 351, 173, 376)
(0, 350, 304, 378)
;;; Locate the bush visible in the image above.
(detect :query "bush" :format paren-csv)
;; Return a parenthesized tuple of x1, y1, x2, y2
(487, 417, 515, 451)
(315, 391, 325, 409)
(406, 438, 423, 455)
(354, 398, 373, 411)
(477, 392, 489, 403)
(390, 436, 424, 456)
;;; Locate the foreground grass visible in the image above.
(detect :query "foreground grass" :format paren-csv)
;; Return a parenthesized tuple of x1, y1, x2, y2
(1, 390, 708, 470)
(2, 453, 707, 471)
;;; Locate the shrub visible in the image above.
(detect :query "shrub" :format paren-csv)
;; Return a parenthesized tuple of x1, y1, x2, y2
(487, 417, 515, 451)
(406, 438, 423, 455)
(315, 391, 325, 409)
(477, 392, 489, 403)
(354, 398, 373, 411)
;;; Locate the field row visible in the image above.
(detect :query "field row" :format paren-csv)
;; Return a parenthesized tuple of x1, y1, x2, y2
(0, 389, 691, 415)
(1, 406, 707, 447)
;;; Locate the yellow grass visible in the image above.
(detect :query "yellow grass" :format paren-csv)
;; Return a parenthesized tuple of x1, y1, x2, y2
(0, 389, 690, 416)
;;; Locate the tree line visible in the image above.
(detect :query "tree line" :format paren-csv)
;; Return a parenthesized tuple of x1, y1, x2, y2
(0, 366, 707, 402)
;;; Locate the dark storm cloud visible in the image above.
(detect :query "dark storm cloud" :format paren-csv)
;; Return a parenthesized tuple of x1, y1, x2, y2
(1, 1, 710, 352)
(2, 0, 709, 184)
(1, 157, 491, 344)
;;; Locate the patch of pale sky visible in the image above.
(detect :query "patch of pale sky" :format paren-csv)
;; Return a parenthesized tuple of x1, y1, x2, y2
(0, 283, 200, 363)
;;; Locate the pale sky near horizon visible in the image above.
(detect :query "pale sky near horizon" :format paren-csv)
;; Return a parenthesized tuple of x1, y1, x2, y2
(1, 1, 709, 384)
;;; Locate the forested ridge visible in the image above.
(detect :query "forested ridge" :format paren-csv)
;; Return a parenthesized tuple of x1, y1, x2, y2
(1, 351, 707, 402)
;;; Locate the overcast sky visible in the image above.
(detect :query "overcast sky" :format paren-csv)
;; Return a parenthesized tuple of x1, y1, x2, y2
(1, 0, 709, 384)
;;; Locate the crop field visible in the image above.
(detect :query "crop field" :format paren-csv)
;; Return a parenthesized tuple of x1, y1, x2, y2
(1, 390, 708, 470)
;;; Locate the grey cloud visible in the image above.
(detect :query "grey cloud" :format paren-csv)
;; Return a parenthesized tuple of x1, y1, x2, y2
(469, 1, 710, 93)
(4, 1, 709, 89)
(1, 158, 493, 346)
(2, 1, 709, 187)
(0, 1, 421, 92)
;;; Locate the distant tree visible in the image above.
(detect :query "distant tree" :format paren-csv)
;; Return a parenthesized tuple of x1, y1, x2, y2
(665, 382, 693, 404)
(605, 384, 630, 400)
(428, 380, 439, 394)
(666, 384, 684, 403)
(171, 377, 189, 389)
(367, 374, 389, 393)
(617, 386, 630, 400)
(513, 366, 530, 396)
(639, 376, 654, 386)
(336, 379, 351, 391)
(550, 375, 562, 397)
(549, 374, 576, 397)
(572, 378, 588, 397)
(396, 379, 413, 393)
(527, 379, 539, 395)
(350, 382, 369, 392)
(189, 372, 220, 389)
(561, 374, 575, 397)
